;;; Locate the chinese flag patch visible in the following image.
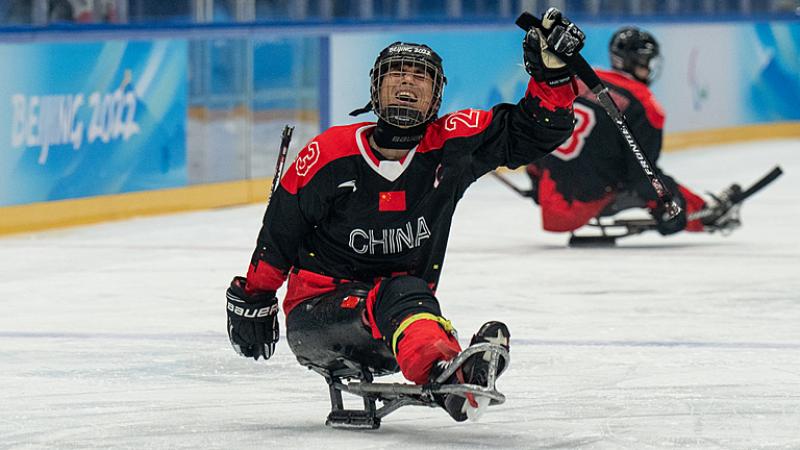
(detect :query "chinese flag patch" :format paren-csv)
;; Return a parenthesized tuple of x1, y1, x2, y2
(340, 295, 361, 309)
(379, 191, 406, 212)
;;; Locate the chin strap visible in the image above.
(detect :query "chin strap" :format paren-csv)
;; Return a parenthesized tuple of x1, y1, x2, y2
(350, 101, 373, 117)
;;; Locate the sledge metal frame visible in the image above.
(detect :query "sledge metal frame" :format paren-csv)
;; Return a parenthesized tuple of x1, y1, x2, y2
(310, 343, 510, 429)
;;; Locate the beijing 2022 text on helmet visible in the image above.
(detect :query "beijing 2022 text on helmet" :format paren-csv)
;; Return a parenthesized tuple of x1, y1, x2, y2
(609, 27, 661, 85)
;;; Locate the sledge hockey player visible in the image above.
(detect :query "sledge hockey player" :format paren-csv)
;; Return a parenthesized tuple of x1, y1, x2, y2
(225, 9, 584, 423)
(525, 27, 742, 237)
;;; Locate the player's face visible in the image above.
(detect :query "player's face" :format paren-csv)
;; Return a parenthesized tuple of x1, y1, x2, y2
(634, 65, 650, 82)
(378, 62, 435, 117)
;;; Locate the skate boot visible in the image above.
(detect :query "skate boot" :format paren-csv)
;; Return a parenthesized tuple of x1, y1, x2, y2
(430, 321, 510, 422)
(701, 184, 743, 234)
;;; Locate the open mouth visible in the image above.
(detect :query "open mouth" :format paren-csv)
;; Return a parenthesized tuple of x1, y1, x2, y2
(393, 90, 419, 104)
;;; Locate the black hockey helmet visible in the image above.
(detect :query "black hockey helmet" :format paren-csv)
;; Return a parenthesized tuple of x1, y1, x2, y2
(368, 41, 447, 129)
(609, 27, 661, 85)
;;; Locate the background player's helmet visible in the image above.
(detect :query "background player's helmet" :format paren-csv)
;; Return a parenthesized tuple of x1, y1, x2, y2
(370, 42, 447, 129)
(609, 27, 661, 85)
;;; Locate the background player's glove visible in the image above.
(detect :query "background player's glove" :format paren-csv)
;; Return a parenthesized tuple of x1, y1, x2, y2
(226, 276, 279, 361)
(523, 8, 586, 87)
(652, 199, 687, 236)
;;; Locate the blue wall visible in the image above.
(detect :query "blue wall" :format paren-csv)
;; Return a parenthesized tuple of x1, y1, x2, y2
(0, 17, 797, 207)
(328, 21, 800, 133)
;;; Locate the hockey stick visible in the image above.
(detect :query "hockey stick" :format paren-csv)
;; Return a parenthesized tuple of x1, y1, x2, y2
(269, 125, 294, 198)
(516, 12, 681, 220)
(490, 171, 535, 198)
(715, 165, 782, 210)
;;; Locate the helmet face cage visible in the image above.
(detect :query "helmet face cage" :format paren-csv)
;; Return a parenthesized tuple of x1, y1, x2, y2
(646, 53, 663, 84)
(370, 43, 446, 129)
(610, 28, 661, 84)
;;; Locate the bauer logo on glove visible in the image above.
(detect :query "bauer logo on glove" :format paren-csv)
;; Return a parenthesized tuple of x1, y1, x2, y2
(226, 297, 279, 318)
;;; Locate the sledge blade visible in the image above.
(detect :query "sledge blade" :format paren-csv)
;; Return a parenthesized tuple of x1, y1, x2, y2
(569, 234, 619, 247)
(326, 410, 380, 429)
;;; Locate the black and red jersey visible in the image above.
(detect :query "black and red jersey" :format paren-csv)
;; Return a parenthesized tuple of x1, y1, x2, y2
(532, 69, 680, 204)
(246, 79, 576, 314)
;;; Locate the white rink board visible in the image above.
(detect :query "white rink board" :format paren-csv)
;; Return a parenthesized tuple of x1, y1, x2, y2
(1, 140, 799, 449)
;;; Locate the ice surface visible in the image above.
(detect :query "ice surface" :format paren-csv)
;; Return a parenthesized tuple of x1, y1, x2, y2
(1, 140, 798, 449)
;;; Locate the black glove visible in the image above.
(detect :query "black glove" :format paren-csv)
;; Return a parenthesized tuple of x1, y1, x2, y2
(652, 199, 687, 236)
(226, 276, 279, 361)
(523, 8, 586, 87)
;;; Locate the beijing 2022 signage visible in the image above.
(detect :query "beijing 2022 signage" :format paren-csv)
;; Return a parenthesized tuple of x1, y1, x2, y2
(0, 39, 187, 206)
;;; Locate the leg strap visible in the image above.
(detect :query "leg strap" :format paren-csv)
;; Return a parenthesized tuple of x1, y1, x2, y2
(392, 312, 455, 356)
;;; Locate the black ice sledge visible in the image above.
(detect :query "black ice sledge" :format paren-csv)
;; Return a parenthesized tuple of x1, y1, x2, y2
(306, 342, 509, 429)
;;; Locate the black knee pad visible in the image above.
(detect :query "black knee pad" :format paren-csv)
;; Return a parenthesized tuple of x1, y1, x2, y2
(286, 283, 398, 377)
(373, 276, 442, 342)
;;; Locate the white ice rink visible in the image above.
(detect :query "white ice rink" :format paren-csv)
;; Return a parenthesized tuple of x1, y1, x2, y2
(1, 140, 799, 449)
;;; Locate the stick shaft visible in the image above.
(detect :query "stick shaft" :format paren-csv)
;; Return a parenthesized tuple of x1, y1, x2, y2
(490, 171, 533, 197)
(269, 125, 294, 197)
